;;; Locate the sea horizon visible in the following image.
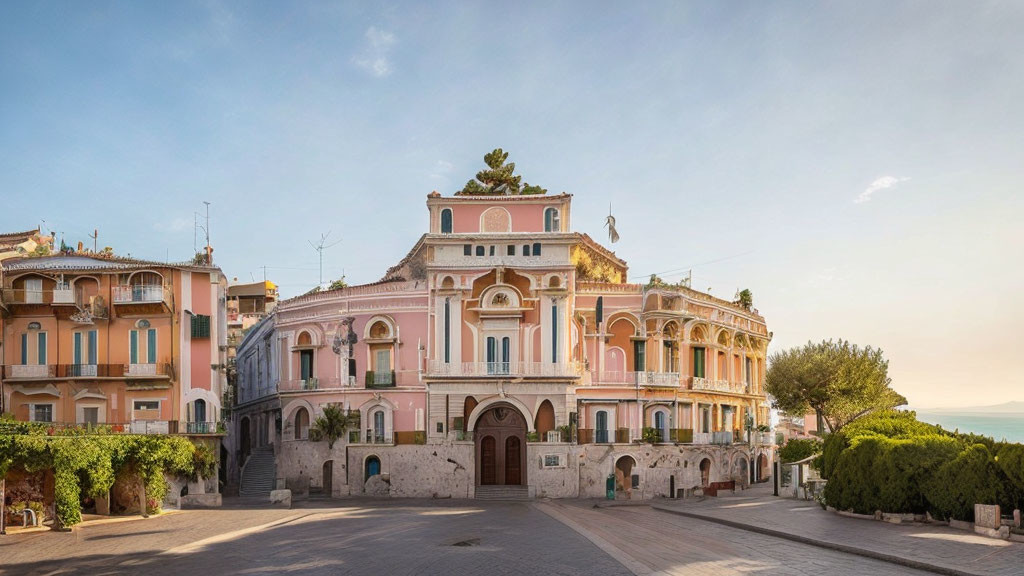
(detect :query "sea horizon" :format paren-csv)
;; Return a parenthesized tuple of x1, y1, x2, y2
(913, 411, 1024, 444)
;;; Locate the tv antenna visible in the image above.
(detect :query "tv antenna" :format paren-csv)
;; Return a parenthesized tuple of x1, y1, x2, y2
(88, 229, 98, 253)
(308, 231, 342, 288)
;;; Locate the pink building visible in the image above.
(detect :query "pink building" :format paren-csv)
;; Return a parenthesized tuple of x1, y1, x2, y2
(233, 187, 774, 499)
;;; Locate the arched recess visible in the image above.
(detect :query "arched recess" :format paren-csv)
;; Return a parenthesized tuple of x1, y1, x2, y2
(359, 396, 397, 443)
(293, 406, 310, 440)
(480, 206, 512, 233)
(699, 458, 712, 487)
(463, 396, 478, 431)
(363, 315, 396, 340)
(534, 399, 555, 439)
(615, 455, 637, 493)
(364, 455, 382, 481)
(466, 396, 534, 432)
(282, 398, 316, 440)
(127, 270, 164, 286)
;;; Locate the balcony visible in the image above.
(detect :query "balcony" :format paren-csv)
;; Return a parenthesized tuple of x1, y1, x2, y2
(427, 360, 582, 378)
(1, 288, 53, 305)
(691, 377, 748, 394)
(4, 364, 54, 379)
(112, 284, 166, 304)
(589, 371, 681, 387)
(278, 378, 344, 392)
(185, 421, 220, 434)
(366, 370, 395, 388)
(125, 363, 172, 378)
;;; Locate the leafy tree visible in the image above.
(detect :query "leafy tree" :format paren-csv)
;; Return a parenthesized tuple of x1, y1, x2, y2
(309, 405, 360, 449)
(328, 276, 348, 291)
(736, 289, 753, 310)
(457, 148, 547, 196)
(766, 339, 906, 434)
(778, 437, 823, 463)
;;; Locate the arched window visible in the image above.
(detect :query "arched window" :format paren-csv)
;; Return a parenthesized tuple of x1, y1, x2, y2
(194, 399, 206, 422)
(440, 208, 453, 234)
(595, 410, 609, 443)
(654, 410, 667, 443)
(365, 455, 381, 481)
(372, 409, 385, 443)
(294, 407, 309, 440)
(544, 207, 560, 232)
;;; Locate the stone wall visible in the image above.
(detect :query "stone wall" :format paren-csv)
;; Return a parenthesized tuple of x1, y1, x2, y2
(273, 437, 768, 500)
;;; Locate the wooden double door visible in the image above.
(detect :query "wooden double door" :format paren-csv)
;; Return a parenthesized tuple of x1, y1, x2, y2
(475, 406, 527, 486)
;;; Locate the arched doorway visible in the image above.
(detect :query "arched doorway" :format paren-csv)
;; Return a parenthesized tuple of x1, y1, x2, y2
(322, 460, 333, 495)
(239, 417, 251, 461)
(699, 458, 712, 487)
(474, 404, 527, 486)
(615, 455, 636, 496)
(365, 456, 381, 482)
(535, 400, 555, 440)
(757, 453, 769, 482)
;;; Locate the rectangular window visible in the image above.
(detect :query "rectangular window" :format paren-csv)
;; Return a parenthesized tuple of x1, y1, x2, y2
(130, 330, 139, 364)
(745, 357, 753, 385)
(507, 245, 515, 256)
(551, 304, 558, 363)
(463, 244, 472, 256)
(443, 298, 451, 364)
(191, 314, 211, 338)
(37, 332, 47, 365)
(522, 245, 530, 256)
(533, 242, 542, 256)
(300, 350, 314, 381)
(475, 246, 484, 256)
(633, 341, 646, 371)
(88, 330, 98, 365)
(133, 400, 159, 411)
(693, 347, 706, 378)
(489, 245, 495, 256)
(82, 407, 99, 425)
(31, 404, 53, 423)
(21, 333, 27, 365)
(147, 328, 157, 364)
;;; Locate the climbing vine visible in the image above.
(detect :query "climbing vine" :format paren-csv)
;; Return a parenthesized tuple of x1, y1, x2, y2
(0, 423, 216, 528)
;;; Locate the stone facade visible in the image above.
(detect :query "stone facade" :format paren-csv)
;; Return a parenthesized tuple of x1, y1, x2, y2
(233, 187, 775, 500)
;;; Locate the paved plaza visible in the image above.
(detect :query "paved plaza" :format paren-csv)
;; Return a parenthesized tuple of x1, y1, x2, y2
(0, 492, 987, 576)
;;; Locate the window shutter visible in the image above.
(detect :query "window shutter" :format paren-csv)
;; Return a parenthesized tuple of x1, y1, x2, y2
(130, 330, 139, 364)
(147, 328, 157, 363)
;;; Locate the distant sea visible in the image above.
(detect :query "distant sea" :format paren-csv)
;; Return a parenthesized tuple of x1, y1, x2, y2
(915, 412, 1024, 444)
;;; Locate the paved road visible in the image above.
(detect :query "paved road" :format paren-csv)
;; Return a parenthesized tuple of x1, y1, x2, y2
(0, 496, 950, 575)
(656, 483, 1024, 576)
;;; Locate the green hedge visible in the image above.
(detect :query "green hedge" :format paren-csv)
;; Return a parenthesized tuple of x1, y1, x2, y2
(821, 410, 1024, 521)
(779, 437, 823, 464)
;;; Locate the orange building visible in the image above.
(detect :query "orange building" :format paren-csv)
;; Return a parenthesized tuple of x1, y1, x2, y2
(0, 251, 227, 438)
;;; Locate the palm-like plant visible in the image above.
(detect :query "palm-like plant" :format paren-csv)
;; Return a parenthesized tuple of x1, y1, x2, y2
(309, 405, 360, 449)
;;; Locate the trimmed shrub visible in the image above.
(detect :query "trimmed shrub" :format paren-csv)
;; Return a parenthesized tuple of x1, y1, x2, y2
(924, 444, 1009, 522)
(779, 437, 823, 464)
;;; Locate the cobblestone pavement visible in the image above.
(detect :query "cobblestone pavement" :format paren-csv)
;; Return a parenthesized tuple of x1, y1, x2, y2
(653, 483, 1024, 576)
(539, 500, 934, 576)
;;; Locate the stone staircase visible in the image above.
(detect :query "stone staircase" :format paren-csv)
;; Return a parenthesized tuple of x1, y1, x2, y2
(240, 447, 276, 497)
(474, 485, 531, 501)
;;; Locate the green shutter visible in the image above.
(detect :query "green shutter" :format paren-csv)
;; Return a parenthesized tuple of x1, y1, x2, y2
(74, 332, 82, 365)
(38, 333, 46, 365)
(130, 330, 138, 364)
(21, 333, 28, 365)
(88, 330, 98, 365)
(147, 328, 157, 363)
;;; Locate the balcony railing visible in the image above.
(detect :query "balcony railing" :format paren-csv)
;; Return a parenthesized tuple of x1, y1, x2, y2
(5, 364, 53, 378)
(364, 430, 388, 444)
(112, 284, 168, 304)
(278, 378, 347, 392)
(366, 370, 395, 388)
(125, 363, 171, 377)
(185, 421, 220, 434)
(64, 364, 97, 377)
(691, 377, 748, 394)
(589, 371, 681, 386)
(427, 360, 582, 378)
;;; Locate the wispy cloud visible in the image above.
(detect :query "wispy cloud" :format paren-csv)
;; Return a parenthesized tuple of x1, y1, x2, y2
(429, 160, 454, 180)
(856, 176, 910, 204)
(352, 27, 396, 77)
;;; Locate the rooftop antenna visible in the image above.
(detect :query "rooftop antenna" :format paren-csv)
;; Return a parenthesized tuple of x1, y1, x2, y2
(203, 201, 211, 264)
(308, 231, 342, 288)
(88, 229, 98, 253)
(605, 203, 619, 243)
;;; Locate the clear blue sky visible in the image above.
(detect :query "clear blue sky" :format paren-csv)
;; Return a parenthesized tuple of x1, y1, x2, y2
(2, 1, 1022, 408)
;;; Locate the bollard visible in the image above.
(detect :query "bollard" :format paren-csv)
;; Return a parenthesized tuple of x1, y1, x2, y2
(773, 461, 779, 496)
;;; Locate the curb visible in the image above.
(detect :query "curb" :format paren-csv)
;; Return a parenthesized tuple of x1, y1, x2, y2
(651, 505, 983, 576)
